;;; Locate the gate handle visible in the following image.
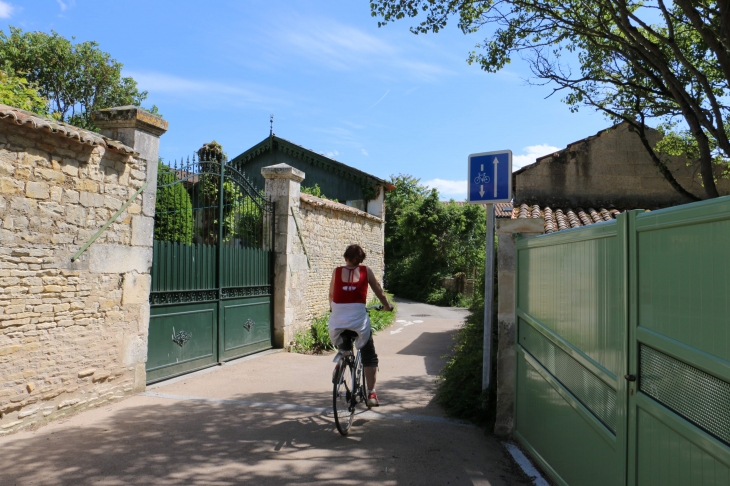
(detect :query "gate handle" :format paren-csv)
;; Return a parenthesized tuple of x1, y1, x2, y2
(624, 374, 636, 382)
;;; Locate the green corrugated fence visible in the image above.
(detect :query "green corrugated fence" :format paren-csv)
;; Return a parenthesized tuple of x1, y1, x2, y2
(515, 195, 730, 486)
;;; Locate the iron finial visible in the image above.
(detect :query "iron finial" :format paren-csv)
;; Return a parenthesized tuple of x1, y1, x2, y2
(270, 114, 274, 136)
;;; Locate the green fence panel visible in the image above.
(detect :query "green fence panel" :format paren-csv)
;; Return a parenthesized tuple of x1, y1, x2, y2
(627, 198, 730, 485)
(514, 196, 730, 486)
(515, 218, 628, 486)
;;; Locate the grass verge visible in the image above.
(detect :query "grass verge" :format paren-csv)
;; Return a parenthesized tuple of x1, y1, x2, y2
(291, 293, 397, 354)
(435, 272, 496, 426)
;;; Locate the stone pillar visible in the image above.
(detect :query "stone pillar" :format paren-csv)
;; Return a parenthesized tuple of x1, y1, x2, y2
(91, 106, 167, 391)
(92, 106, 168, 219)
(494, 217, 544, 437)
(262, 163, 307, 348)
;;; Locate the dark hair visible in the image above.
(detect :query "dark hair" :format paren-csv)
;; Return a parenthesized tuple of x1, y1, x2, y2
(343, 244, 366, 265)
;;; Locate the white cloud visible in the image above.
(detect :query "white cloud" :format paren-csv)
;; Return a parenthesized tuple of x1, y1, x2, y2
(361, 148, 369, 156)
(513, 144, 561, 170)
(127, 71, 282, 107)
(281, 21, 394, 71)
(424, 178, 467, 199)
(0, 1, 13, 18)
(56, 0, 74, 11)
(274, 19, 451, 81)
(326, 150, 340, 159)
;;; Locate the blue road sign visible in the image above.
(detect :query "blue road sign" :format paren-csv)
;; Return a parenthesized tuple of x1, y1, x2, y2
(467, 150, 512, 203)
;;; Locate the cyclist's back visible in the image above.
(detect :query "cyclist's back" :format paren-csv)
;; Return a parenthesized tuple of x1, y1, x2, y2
(328, 244, 392, 407)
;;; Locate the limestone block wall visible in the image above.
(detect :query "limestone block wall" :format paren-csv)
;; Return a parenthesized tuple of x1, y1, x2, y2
(294, 193, 384, 328)
(515, 122, 730, 209)
(0, 117, 152, 435)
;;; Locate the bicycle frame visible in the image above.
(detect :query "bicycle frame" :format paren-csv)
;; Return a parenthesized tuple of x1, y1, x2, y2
(332, 304, 387, 435)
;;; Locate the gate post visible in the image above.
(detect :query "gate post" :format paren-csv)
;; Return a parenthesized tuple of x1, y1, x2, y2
(494, 217, 544, 436)
(262, 163, 306, 348)
(91, 107, 168, 390)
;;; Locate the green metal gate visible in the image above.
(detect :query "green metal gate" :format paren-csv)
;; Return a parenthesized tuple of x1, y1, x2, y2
(146, 152, 274, 383)
(514, 196, 730, 486)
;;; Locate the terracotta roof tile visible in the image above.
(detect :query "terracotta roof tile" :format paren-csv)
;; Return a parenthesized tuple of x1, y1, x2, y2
(300, 193, 384, 222)
(495, 202, 514, 218)
(0, 104, 135, 154)
(502, 202, 627, 233)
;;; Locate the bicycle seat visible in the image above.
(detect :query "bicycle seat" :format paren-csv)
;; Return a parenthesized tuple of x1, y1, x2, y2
(340, 330, 358, 339)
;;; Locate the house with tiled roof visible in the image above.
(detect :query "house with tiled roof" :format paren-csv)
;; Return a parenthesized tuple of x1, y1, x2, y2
(230, 135, 391, 219)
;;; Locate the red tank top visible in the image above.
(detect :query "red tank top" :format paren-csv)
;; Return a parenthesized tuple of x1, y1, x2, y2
(332, 266, 368, 304)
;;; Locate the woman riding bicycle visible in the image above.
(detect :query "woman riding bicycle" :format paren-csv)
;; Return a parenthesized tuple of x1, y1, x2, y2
(329, 244, 393, 407)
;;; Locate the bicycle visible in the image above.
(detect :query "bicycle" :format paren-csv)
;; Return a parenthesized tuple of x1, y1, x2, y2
(332, 304, 386, 436)
(473, 173, 491, 184)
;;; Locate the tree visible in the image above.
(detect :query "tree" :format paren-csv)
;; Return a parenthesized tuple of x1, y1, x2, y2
(371, 0, 730, 199)
(0, 26, 157, 130)
(384, 174, 486, 304)
(0, 63, 47, 114)
(194, 141, 266, 247)
(154, 161, 193, 244)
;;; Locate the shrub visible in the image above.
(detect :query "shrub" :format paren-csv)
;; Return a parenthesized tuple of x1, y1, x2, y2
(384, 174, 486, 304)
(436, 267, 497, 426)
(291, 294, 397, 354)
(154, 161, 193, 244)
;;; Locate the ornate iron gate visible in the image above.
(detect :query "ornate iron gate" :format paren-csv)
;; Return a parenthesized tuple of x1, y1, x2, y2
(146, 151, 274, 383)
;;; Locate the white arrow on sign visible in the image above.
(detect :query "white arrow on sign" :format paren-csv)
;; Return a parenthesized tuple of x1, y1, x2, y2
(479, 185, 485, 197)
(493, 157, 499, 197)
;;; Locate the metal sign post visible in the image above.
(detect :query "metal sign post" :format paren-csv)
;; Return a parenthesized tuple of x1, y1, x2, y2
(467, 150, 512, 391)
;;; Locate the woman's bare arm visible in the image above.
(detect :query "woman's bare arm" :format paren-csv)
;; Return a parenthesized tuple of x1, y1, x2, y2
(366, 266, 393, 311)
(329, 268, 337, 312)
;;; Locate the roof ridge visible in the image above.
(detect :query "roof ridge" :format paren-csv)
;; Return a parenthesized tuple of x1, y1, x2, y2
(230, 135, 386, 185)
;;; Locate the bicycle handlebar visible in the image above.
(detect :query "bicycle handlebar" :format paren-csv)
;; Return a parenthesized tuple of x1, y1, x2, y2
(366, 304, 393, 312)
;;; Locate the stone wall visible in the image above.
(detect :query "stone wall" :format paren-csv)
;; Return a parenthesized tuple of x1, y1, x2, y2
(295, 193, 384, 325)
(515, 122, 730, 209)
(262, 164, 385, 348)
(0, 108, 157, 435)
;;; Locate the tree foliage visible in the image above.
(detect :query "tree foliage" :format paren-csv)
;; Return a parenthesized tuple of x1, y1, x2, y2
(0, 63, 47, 114)
(385, 174, 486, 304)
(0, 26, 158, 130)
(194, 141, 267, 247)
(371, 0, 730, 198)
(154, 161, 193, 244)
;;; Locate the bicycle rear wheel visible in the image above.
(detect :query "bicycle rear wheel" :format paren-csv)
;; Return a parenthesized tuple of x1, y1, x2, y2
(333, 359, 355, 436)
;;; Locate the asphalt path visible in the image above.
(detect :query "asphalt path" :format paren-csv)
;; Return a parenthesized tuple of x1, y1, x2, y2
(0, 298, 532, 486)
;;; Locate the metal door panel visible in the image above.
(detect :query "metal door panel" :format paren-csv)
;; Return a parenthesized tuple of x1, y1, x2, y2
(627, 199, 730, 485)
(221, 296, 272, 360)
(147, 303, 217, 383)
(516, 348, 620, 486)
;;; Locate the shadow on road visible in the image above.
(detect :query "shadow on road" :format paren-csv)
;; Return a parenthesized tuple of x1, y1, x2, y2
(0, 374, 527, 486)
(396, 331, 456, 376)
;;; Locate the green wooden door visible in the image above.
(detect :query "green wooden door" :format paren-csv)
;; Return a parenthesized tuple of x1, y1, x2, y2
(627, 200, 730, 485)
(147, 154, 274, 384)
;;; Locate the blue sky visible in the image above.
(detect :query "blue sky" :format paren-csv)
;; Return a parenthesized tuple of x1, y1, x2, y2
(5, 0, 610, 199)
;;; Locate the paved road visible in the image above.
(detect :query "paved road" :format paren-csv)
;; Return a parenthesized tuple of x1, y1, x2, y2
(0, 298, 531, 486)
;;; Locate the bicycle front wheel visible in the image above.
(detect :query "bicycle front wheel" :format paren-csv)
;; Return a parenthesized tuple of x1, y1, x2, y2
(333, 359, 355, 436)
